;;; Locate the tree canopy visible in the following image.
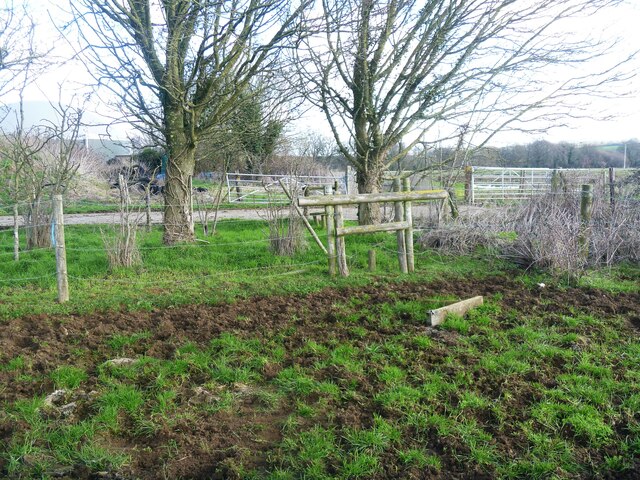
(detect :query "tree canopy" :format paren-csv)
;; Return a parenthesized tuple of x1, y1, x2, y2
(72, 0, 310, 242)
(297, 0, 633, 223)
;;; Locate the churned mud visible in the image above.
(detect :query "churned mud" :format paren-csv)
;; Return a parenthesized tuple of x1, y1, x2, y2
(0, 276, 638, 479)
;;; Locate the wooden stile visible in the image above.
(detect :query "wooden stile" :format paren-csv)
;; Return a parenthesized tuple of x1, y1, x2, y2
(299, 186, 448, 277)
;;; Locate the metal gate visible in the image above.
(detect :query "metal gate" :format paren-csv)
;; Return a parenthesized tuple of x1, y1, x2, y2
(469, 167, 637, 204)
(225, 173, 346, 204)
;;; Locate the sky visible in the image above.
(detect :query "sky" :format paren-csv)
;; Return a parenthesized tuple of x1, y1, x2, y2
(3, 0, 640, 148)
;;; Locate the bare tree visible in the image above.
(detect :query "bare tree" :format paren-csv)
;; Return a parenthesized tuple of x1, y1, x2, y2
(39, 94, 87, 195)
(298, 0, 634, 224)
(1, 85, 87, 249)
(71, 0, 311, 244)
(0, 1, 45, 99)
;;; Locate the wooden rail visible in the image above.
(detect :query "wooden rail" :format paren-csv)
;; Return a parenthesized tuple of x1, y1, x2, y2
(336, 221, 410, 237)
(298, 189, 447, 207)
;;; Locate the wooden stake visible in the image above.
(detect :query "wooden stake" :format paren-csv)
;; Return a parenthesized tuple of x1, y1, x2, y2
(278, 179, 328, 254)
(189, 175, 194, 233)
(325, 185, 337, 276)
(368, 249, 376, 272)
(393, 179, 408, 274)
(334, 205, 349, 277)
(145, 189, 152, 232)
(446, 188, 459, 219)
(609, 167, 615, 211)
(403, 178, 415, 273)
(464, 166, 473, 204)
(579, 184, 593, 259)
(53, 195, 69, 303)
(13, 203, 19, 262)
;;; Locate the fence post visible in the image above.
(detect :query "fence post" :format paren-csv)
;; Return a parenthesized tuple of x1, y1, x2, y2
(13, 204, 19, 262)
(235, 173, 242, 202)
(464, 166, 472, 204)
(334, 205, 349, 277)
(52, 195, 69, 303)
(393, 179, 408, 274)
(608, 167, 616, 211)
(324, 185, 337, 276)
(446, 187, 459, 220)
(551, 169, 560, 192)
(368, 249, 376, 272)
(303, 187, 309, 219)
(145, 189, 152, 231)
(402, 178, 415, 273)
(579, 184, 593, 260)
(189, 175, 194, 232)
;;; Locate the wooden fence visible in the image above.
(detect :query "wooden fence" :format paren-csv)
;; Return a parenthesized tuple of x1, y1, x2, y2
(298, 180, 449, 277)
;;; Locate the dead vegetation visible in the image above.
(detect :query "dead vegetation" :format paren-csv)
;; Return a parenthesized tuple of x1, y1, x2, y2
(420, 190, 640, 279)
(263, 185, 308, 256)
(101, 174, 142, 269)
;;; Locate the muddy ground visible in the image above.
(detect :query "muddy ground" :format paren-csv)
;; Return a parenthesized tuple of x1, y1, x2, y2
(0, 276, 638, 479)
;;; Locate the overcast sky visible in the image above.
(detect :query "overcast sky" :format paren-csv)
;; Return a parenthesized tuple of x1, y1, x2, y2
(5, 0, 640, 147)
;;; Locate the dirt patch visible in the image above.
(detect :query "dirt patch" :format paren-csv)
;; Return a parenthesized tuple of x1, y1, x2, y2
(0, 276, 638, 479)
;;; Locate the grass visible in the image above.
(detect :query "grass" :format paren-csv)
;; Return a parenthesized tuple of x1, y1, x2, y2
(0, 214, 638, 478)
(0, 279, 638, 478)
(0, 219, 504, 319)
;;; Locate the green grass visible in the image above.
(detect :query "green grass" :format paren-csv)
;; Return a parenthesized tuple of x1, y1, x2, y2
(0, 219, 504, 319)
(1, 288, 638, 478)
(1, 213, 638, 479)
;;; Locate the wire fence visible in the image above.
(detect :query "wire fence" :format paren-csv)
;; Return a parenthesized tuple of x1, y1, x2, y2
(1, 181, 637, 307)
(0, 194, 391, 307)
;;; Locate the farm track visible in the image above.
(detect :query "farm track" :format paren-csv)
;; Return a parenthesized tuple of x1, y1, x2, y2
(0, 205, 485, 227)
(0, 208, 360, 227)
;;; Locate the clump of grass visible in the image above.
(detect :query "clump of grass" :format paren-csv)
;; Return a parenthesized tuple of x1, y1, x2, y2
(50, 365, 88, 389)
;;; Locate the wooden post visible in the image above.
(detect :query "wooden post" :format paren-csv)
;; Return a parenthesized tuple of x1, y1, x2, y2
(402, 178, 415, 273)
(368, 249, 376, 272)
(551, 169, 560, 192)
(345, 166, 353, 194)
(145, 189, 152, 232)
(189, 175, 194, 232)
(393, 179, 408, 274)
(13, 203, 19, 261)
(303, 187, 309, 219)
(579, 184, 593, 260)
(446, 187, 459, 219)
(52, 195, 69, 303)
(324, 185, 337, 276)
(235, 173, 242, 202)
(608, 167, 615, 211)
(464, 166, 473, 204)
(334, 205, 349, 277)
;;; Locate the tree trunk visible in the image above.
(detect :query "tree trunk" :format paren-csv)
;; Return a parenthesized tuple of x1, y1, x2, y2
(356, 168, 383, 225)
(163, 132, 196, 244)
